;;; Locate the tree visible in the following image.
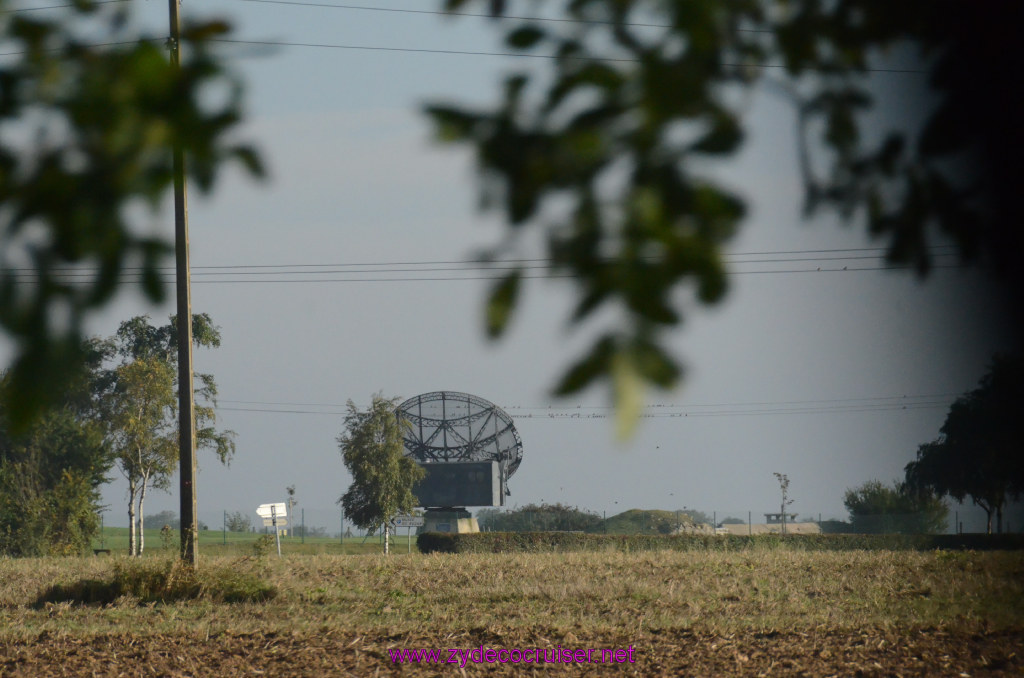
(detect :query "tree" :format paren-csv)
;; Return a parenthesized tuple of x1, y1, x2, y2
(113, 314, 236, 467)
(105, 357, 177, 556)
(338, 394, 425, 555)
(773, 472, 795, 534)
(144, 510, 179, 530)
(293, 525, 327, 538)
(225, 511, 252, 533)
(905, 355, 1024, 534)
(0, 0, 262, 429)
(843, 479, 948, 534)
(0, 407, 108, 556)
(477, 503, 602, 532)
(0, 344, 111, 556)
(427, 0, 1024, 433)
(100, 314, 235, 555)
(286, 484, 298, 534)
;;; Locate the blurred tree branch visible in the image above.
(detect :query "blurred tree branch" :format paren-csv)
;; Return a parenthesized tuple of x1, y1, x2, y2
(0, 0, 262, 429)
(429, 0, 1023, 435)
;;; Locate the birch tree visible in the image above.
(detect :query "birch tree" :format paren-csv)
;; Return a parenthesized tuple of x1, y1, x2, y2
(106, 358, 176, 556)
(338, 395, 424, 555)
(101, 314, 235, 555)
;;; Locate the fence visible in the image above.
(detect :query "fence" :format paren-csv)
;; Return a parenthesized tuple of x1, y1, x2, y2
(472, 506, 979, 536)
(88, 504, 1010, 555)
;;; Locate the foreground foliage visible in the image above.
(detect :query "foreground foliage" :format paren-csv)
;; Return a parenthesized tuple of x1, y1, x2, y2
(428, 0, 1024, 431)
(0, 0, 261, 427)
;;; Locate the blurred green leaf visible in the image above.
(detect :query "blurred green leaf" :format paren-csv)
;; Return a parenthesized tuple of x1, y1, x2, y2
(424, 105, 480, 142)
(611, 350, 644, 441)
(485, 269, 522, 338)
(506, 26, 545, 49)
(692, 112, 743, 155)
(553, 335, 615, 396)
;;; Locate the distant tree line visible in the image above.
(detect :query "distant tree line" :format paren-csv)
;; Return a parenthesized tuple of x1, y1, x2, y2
(476, 505, 719, 534)
(820, 480, 949, 535)
(478, 503, 603, 533)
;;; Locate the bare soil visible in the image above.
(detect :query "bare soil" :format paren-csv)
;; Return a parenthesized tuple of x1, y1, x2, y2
(2, 627, 1021, 677)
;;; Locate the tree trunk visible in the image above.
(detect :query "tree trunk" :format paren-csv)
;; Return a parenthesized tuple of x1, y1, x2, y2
(138, 478, 148, 556)
(127, 479, 138, 557)
(997, 503, 1003, 534)
(384, 522, 389, 555)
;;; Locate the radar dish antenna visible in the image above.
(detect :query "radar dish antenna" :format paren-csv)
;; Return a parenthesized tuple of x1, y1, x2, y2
(397, 391, 523, 491)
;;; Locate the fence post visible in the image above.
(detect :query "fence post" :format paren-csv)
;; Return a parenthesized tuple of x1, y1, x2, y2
(222, 510, 226, 546)
(748, 511, 751, 536)
(301, 508, 305, 545)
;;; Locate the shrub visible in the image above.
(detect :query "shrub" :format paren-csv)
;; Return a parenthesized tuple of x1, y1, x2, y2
(252, 534, 275, 557)
(35, 558, 276, 606)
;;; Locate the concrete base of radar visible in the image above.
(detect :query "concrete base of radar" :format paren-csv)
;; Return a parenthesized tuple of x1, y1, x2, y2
(422, 508, 479, 534)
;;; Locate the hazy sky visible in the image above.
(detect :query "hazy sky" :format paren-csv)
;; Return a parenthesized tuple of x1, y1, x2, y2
(6, 1, 1019, 533)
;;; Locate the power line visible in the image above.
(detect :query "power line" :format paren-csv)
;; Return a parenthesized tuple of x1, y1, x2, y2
(3, 264, 962, 286)
(0, 39, 151, 57)
(1, 245, 958, 275)
(0, 8, 929, 76)
(233, 0, 774, 32)
(216, 392, 953, 418)
(209, 37, 928, 73)
(0, 32, 929, 75)
(2, 255, 958, 277)
(209, 37, 636, 63)
(191, 264, 956, 282)
(220, 393, 954, 409)
(505, 394, 958, 410)
(1, 0, 127, 13)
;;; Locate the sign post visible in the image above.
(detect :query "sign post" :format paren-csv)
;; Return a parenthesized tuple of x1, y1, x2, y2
(393, 515, 424, 554)
(257, 502, 288, 557)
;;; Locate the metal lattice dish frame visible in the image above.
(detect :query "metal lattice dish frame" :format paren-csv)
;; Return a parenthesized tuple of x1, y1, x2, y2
(396, 391, 523, 482)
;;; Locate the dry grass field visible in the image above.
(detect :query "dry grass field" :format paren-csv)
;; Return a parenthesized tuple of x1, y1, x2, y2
(1, 549, 1022, 676)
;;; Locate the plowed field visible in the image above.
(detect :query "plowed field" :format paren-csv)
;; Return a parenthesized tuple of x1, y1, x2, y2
(2, 628, 1021, 676)
(2, 550, 1021, 676)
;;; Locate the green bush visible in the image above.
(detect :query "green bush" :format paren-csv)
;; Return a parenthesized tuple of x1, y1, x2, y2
(417, 531, 1024, 554)
(36, 558, 276, 606)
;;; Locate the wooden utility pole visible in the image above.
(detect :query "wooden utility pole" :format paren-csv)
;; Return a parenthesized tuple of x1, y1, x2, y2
(169, 0, 198, 568)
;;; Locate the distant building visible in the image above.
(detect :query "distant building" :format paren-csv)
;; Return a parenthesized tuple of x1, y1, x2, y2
(764, 512, 799, 524)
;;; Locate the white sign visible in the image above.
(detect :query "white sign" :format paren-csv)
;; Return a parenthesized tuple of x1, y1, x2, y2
(262, 517, 289, 527)
(393, 515, 424, 528)
(256, 502, 288, 557)
(256, 502, 287, 518)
